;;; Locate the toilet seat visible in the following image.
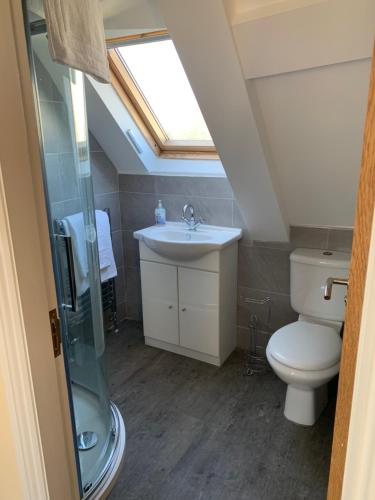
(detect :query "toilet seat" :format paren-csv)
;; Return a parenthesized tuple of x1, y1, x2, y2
(268, 321, 342, 371)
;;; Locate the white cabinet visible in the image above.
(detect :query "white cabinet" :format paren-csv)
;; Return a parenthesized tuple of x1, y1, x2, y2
(178, 268, 219, 357)
(139, 243, 238, 366)
(140, 261, 179, 345)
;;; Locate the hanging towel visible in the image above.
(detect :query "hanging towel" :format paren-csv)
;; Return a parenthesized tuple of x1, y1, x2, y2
(95, 210, 117, 281)
(63, 210, 118, 297)
(61, 217, 89, 297)
(63, 212, 88, 278)
(42, 0, 110, 83)
(96, 210, 113, 270)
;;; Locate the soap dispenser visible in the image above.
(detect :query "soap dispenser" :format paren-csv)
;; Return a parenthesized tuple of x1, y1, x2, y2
(155, 200, 166, 225)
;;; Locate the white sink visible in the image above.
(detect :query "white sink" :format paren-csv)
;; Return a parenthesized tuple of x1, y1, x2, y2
(134, 222, 242, 260)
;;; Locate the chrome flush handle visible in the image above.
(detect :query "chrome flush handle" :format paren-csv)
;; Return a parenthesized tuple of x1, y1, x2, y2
(324, 277, 349, 300)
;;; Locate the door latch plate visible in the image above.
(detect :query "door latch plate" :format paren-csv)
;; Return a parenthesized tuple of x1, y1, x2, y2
(49, 308, 61, 357)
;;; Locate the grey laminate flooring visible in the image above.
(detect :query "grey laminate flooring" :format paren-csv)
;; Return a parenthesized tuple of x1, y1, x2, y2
(107, 321, 334, 500)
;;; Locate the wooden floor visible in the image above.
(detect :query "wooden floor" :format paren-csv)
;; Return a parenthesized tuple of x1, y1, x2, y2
(107, 321, 335, 500)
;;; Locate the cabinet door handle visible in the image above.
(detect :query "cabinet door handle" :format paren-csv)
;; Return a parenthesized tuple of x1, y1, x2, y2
(168, 305, 173, 309)
(181, 307, 186, 312)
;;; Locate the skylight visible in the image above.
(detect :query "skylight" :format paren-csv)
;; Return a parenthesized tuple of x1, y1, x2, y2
(108, 34, 216, 158)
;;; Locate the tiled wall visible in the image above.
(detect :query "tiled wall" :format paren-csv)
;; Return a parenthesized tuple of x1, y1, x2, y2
(118, 173, 353, 355)
(90, 136, 126, 322)
(34, 53, 353, 349)
(119, 174, 237, 321)
(237, 226, 353, 355)
(34, 55, 126, 322)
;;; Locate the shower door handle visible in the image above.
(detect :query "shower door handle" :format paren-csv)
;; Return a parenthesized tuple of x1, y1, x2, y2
(57, 234, 78, 312)
(324, 277, 349, 300)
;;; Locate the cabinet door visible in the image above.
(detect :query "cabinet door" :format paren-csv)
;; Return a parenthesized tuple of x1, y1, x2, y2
(178, 268, 219, 357)
(140, 261, 179, 344)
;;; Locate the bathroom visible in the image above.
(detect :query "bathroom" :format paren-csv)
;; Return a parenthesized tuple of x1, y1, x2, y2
(1, 0, 375, 499)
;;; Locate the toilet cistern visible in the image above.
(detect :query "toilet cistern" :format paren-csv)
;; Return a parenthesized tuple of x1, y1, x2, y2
(182, 204, 204, 231)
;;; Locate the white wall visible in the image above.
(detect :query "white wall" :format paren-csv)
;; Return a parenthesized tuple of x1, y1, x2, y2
(231, 0, 375, 78)
(226, 0, 374, 228)
(247, 58, 371, 227)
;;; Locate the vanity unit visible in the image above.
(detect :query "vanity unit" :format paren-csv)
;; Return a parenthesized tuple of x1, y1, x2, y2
(134, 222, 242, 366)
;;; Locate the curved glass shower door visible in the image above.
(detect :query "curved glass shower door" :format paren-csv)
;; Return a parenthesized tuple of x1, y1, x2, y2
(23, 3, 123, 497)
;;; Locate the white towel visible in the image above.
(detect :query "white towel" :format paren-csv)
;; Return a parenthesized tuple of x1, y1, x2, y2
(96, 210, 113, 270)
(63, 210, 117, 297)
(42, 0, 110, 84)
(62, 217, 89, 297)
(95, 210, 117, 281)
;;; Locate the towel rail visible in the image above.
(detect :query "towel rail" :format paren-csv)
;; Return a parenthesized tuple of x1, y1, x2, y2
(54, 208, 118, 333)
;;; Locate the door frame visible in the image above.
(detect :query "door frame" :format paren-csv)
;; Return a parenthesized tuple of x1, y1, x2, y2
(341, 205, 375, 498)
(0, 0, 78, 498)
(327, 41, 375, 499)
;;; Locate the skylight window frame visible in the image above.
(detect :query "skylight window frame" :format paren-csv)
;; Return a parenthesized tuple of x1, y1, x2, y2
(107, 31, 218, 160)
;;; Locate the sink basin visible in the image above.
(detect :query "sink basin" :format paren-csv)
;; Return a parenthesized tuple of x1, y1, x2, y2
(133, 222, 243, 260)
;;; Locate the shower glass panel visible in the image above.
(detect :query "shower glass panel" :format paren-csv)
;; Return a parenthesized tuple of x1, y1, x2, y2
(23, 2, 123, 497)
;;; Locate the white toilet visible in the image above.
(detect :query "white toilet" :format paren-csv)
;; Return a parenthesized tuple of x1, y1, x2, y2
(266, 248, 350, 426)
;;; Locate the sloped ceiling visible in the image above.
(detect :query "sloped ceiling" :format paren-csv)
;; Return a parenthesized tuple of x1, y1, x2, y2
(30, 0, 374, 237)
(99, 0, 373, 237)
(155, 0, 289, 241)
(230, 0, 374, 228)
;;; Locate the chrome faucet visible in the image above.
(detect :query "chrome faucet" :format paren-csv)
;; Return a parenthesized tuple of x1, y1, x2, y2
(182, 204, 203, 230)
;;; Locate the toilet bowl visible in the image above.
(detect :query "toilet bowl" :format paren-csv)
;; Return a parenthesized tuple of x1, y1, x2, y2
(266, 320, 342, 425)
(266, 248, 350, 426)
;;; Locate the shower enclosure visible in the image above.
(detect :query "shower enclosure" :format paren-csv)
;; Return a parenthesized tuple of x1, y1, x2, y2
(23, 2, 125, 498)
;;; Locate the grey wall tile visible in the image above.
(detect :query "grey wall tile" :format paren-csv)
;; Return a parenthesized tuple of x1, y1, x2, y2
(290, 226, 329, 249)
(119, 174, 156, 194)
(253, 240, 293, 250)
(34, 55, 62, 102)
(238, 244, 290, 294)
(40, 100, 72, 154)
(60, 153, 79, 201)
(115, 266, 126, 304)
(117, 301, 127, 323)
(237, 326, 272, 355)
(95, 193, 121, 231)
(237, 326, 251, 351)
(238, 286, 297, 333)
(91, 152, 118, 195)
(120, 192, 156, 231)
(327, 229, 353, 252)
(63, 198, 81, 217)
(125, 301, 143, 321)
(123, 230, 140, 268)
(44, 154, 63, 203)
(111, 230, 124, 269)
(125, 267, 142, 305)
(155, 176, 233, 199)
(50, 201, 66, 221)
(162, 195, 233, 226)
(95, 170, 356, 354)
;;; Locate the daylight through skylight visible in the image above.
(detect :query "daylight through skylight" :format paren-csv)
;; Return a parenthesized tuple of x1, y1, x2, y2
(117, 40, 213, 144)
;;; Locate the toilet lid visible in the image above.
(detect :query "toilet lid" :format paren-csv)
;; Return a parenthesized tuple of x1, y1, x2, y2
(268, 321, 342, 371)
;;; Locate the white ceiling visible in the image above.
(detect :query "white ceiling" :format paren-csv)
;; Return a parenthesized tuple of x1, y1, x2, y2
(224, 0, 326, 23)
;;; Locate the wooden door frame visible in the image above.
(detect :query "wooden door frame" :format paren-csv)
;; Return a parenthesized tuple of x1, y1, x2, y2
(328, 41, 375, 499)
(0, 0, 79, 498)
